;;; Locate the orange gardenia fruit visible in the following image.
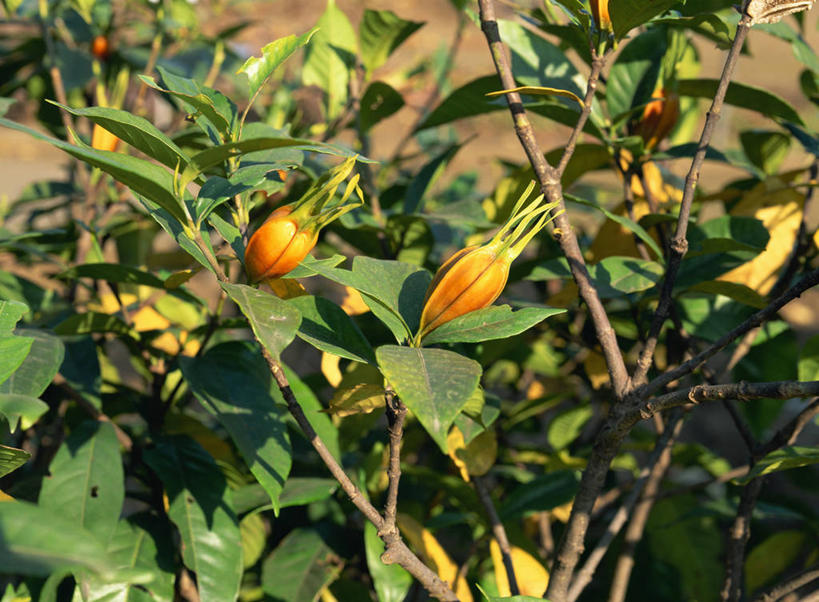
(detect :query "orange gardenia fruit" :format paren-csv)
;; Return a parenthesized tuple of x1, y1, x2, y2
(91, 35, 111, 61)
(244, 208, 319, 282)
(590, 0, 612, 31)
(630, 87, 680, 150)
(91, 123, 120, 152)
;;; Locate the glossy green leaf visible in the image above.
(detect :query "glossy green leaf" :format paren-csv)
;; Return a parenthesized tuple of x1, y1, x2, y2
(606, 28, 667, 123)
(405, 142, 461, 214)
(139, 197, 214, 271)
(302, 0, 357, 119)
(54, 103, 190, 171)
(376, 345, 482, 452)
(0, 334, 33, 387)
(422, 305, 566, 345)
(609, 0, 679, 39)
(744, 530, 807, 595)
(529, 257, 663, 298)
(238, 28, 319, 98)
(365, 522, 412, 602)
(740, 130, 791, 175)
(737, 446, 819, 484)
(685, 281, 767, 309)
(261, 528, 341, 602)
(144, 437, 242, 602)
(360, 81, 404, 133)
(221, 282, 301, 360)
(0, 329, 64, 398)
(39, 421, 124, 546)
(284, 254, 346, 279)
(499, 471, 580, 520)
(60, 263, 166, 288)
(0, 500, 119, 577)
(359, 9, 423, 73)
(0, 393, 48, 432)
(287, 295, 376, 364)
(0, 117, 187, 223)
(677, 79, 804, 125)
(231, 478, 338, 515)
(799, 335, 819, 382)
(548, 406, 593, 451)
(0, 299, 27, 333)
(0, 444, 30, 477)
(180, 342, 292, 514)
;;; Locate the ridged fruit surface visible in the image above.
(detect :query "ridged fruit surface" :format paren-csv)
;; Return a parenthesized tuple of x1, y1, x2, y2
(244, 215, 317, 282)
(419, 246, 510, 336)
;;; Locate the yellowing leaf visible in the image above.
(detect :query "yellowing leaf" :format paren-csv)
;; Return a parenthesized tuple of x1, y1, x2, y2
(813, 226, 818, 250)
(340, 286, 369, 315)
(720, 176, 804, 294)
(551, 500, 573, 523)
(447, 426, 497, 482)
(327, 383, 385, 417)
(321, 352, 343, 387)
(397, 514, 474, 602)
(0, 489, 13, 501)
(583, 350, 609, 390)
(489, 540, 549, 598)
(265, 277, 308, 299)
(487, 85, 584, 107)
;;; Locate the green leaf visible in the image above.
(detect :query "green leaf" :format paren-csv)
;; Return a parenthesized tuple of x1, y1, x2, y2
(238, 28, 319, 98)
(799, 335, 819, 382)
(39, 421, 124, 546)
(422, 305, 566, 345)
(139, 197, 214, 272)
(59, 263, 169, 290)
(685, 281, 767, 309)
(261, 528, 342, 602)
(405, 142, 462, 214)
(478, 586, 550, 602)
(54, 103, 191, 171)
(144, 436, 242, 602)
(180, 342, 292, 514)
(740, 130, 791, 175)
(744, 530, 806, 595)
(232, 478, 338, 515)
(279, 364, 342, 462)
(0, 393, 48, 432)
(677, 79, 804, 125)
(567, 194, 664, 260)
(737, 446, 819, 484)
(54, 312, 132, 337)
(221, 282, 301, 360)
(360, 81, 405, 133)
(0, 334, 33, 387)
(359, 9, 423, 73)
(497, 19, 583, 96)
(0, 329, 64, 398)
(758, 22, 819, 75)
(0, 444, 30, 477)
(498, 471, 580, 520)
(287, 295, 376, 364)
(284, 254, 346, 279)
(0, 500, 119, 577)
(486, 85, 584, 106)
(302, 0, 357, 120)
(240, 512, 266, 570)
(609, 0, 679, 39)
(528, 257, 664, 298)
(0, 299, 27, 333)
(365, 522, 412, 602)
(0, 117, 187, 223)
(376, 346, 481, 452)
(606, 28, 667, 123)
(548, 406, 593, 451)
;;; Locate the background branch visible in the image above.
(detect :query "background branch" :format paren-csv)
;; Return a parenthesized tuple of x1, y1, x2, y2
(474, 476, 520, 596)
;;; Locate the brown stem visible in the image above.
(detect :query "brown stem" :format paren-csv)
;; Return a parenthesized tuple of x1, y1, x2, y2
(474, 476, 520, 596)
(606, 411, 684, 602)
(752, 566, 819, 602)
(556, 54, 605, 176)
(569, 410, 684, 602)
(631, 15, 753, 387)
(721, 477, 764, 602)
(382, 389, 407, 535)
(477, 0, 628, 399)
(642, 267, 819, 398)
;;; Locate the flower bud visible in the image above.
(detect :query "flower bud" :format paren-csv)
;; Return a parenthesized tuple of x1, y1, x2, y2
(417, 182, 562, 342)
(629, 87, 680, 150)
(244, 157, 363, 282)
(590, 0, 612, 32)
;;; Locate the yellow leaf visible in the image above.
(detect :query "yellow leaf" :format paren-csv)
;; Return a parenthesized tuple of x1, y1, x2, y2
(0, 489, 13, 501)
(583, 350, 609, 390)
(340, 286, 369, 315)
(447, 426, 497, 482)
(398, 514, 474, 602)
(486, 85, 584, 107)
(720, 176, 804, 294)
(526, 380, 546, 400)
(489, 540, 549, 598)
(551, 500, 573, 523)
(265, 277, 308, 299)
(813, 226, 819, 250)
(164, 268, 199, 289)
(321, 352, 343, 388)
(327, 383, 385, 417)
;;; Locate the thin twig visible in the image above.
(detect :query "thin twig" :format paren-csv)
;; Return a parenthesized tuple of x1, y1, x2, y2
(721, 477, 764, 602)
(568, 410, 684, 602)
(477, 0, 628, 399)
(642, 267, 819, 398)
(606, 410, 685, 602)
(474, 476, 520, 596)
(556, 54, 604, 176)
(382, 389, 407, 535)
(752, 566, 819, 602)
(631, 14, 753, 387)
